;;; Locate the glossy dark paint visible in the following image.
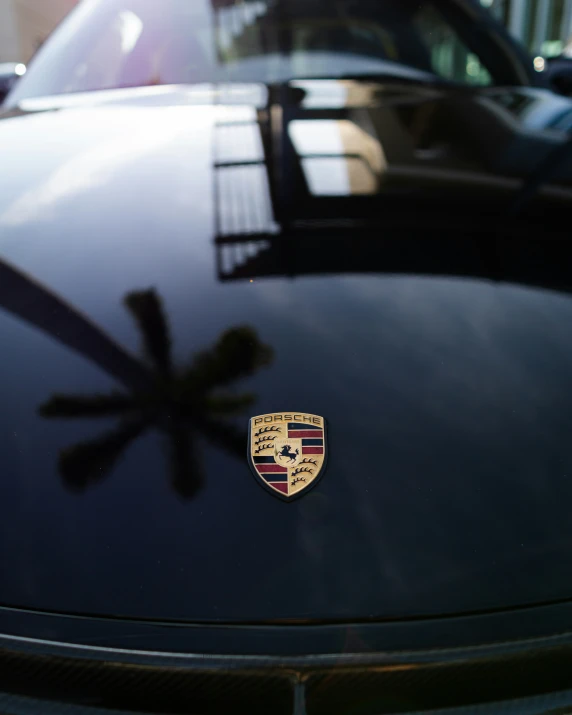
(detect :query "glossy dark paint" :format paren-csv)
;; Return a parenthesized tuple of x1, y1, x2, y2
(3, 598, 572, 655)
(2, 81, 572, 631)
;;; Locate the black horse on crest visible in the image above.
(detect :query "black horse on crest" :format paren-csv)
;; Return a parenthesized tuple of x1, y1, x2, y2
(277, 444, 299, 463)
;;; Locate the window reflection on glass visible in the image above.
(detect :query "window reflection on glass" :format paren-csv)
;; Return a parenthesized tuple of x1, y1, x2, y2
(214, 108, 275, 236)
(289, 119, 386, 196)
(302, 157, 378, 195)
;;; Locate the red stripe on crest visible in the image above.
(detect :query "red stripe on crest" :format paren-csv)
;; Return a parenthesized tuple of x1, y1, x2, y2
(289, 430, 323, 438)
(256, 464, 287, 473)
(302, 447, 324, 455)
(269, 483, 289, 494)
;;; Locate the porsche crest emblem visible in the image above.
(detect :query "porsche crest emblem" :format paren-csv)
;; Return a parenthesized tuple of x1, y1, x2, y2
(248, 413, 327, 500)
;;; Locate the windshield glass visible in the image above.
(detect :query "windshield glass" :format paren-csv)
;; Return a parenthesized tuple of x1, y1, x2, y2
(9, 0, 527, 102)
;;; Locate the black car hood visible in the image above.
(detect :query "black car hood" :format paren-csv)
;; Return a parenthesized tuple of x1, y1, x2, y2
(2, 80, 572, 624)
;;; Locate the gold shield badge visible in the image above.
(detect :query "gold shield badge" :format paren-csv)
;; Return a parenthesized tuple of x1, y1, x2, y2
(248, 413, 327, 500)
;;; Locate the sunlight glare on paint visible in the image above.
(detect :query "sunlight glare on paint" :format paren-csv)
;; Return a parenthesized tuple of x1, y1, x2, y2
(118, 10, 144, 54)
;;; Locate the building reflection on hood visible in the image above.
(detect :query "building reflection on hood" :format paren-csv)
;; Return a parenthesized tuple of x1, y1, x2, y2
(211, 75, 572, 286)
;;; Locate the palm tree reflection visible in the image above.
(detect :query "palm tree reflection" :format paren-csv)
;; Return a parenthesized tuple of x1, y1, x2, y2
(39, 289, 273, 499)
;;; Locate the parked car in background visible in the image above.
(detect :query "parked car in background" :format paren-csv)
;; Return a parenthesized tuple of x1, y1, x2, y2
(3, 1, 572, 714)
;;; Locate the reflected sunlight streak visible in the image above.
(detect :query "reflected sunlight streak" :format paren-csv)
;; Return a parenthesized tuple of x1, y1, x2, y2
(118, 10, 144, 54)
(0, 109, 193, 227)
